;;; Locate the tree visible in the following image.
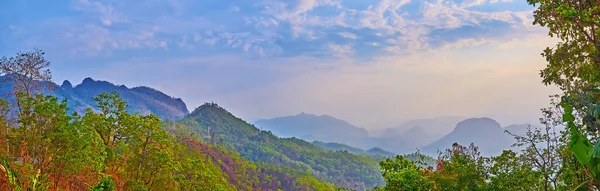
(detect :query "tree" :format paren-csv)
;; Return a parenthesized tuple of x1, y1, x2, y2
(123, 114, 176, 190)
(487, 150, 542, 191)
(430, 143, 488, 191)
(506, 95, 565, 190)
(529, 0, 600, 189)
(0, 48, 52, 97)
(529, 0, 600, 93)
(373, 155, 433, 191)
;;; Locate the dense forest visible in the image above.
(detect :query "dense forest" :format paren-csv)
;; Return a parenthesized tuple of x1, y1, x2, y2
(3, 0, 600, 190)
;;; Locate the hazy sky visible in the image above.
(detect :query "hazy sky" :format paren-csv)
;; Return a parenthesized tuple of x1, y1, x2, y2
(1, 0, 559, 129)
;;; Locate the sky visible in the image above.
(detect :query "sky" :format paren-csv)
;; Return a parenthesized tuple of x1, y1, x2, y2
(0, 0, 559, 129)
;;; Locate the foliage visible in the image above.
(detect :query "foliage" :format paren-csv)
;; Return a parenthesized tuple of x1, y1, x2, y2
(372, 155, 433, 191)
(429, 143, 488, 191)
(526, 0, 600, 190)
(487, 150, 542, 190)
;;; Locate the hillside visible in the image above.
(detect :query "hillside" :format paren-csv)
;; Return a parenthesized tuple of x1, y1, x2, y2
(421, 117, 513, 156)
(179, 103, 384, 191)
(0, 76, 189, 120)
(177, 137, 340, 191)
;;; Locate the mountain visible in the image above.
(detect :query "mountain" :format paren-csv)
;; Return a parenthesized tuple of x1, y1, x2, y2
(396, 126, 433, 148)
(0, 76, 189, 120)
(370, 116, 468, 149)
(392, 116, 467, 136)
(312, 141, 395, 158)
(421, 117, 513, 156)
(177, 103, 384, 191)
(254, 113, 370, 146)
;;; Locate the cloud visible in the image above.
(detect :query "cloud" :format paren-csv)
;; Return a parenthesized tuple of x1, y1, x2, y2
(2, 0, 538, 59)
(338, 32, 358, 39)
(0, 0, 558, 128)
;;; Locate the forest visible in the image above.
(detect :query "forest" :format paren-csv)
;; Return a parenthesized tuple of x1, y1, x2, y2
(2, 0, 600, 190)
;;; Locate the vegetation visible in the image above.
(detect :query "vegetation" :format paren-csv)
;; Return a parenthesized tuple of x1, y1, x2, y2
(5, 0, 600, 190)
(0, 50, 341, 191)
(372, 0, 600, 190)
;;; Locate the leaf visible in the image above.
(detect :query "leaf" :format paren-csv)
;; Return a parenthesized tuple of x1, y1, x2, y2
(573, 180, 590, 191)
(569, 121, 592, 167)
(583, 88, 600, 93)
(589, 142, 600, 178)
(592, 104, 600, 119)
(562, 101, 576, 122)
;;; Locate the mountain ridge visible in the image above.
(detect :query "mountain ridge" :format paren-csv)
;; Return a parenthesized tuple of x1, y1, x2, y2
(1, 76, 189, 120)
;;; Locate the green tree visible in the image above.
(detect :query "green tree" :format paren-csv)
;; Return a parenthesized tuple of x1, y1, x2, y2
(487, 150, 542, 191)
(82, 92, 132, 177)
(123, 115, 176, 190)
(528, 0, 600, 189)
(374, 155, 433, 191)
(430, 143, 487, 191)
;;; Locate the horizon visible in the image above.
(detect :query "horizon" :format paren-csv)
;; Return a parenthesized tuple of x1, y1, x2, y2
(1, 0, 559, 129)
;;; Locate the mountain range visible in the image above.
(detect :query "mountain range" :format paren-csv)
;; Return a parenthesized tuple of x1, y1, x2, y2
(372, 116, 468, 145)
(256, 113, 536, 156)
(0, 76, 189, 120)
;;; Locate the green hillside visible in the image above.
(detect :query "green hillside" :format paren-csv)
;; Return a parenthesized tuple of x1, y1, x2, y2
(177, 103, 384, 190)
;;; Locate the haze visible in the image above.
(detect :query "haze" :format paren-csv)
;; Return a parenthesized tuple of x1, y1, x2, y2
(0, 0, 559, 129)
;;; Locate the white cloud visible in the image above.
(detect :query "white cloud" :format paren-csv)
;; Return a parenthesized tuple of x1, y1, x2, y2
(338, 32, 358, 39)
(328, 43, 354, 58)
(72, 0, 129, 26)
(177, 36, 193, 49)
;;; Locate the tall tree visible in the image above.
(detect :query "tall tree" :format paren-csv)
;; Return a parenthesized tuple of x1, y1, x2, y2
(529, 0, 600, 189)
(0, 48, 52, 96)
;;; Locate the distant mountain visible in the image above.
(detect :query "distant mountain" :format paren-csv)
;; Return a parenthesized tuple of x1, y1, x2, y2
(0, 76, 189, 120)
(396, 126, 433, 148)
(421, 117, 513, 156)
(365, 147, 395, 157)
(396, 116, 467, 135)
(254, 113, 370, 146)
(371, 116, 468, 147)
(362, 116, 468, 152)
(312, 141, 395, 158)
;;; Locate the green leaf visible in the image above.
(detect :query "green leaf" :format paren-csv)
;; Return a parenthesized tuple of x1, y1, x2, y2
(589, 142, 600, 178)
(592, 104, 600, 119)
(569, 122, 592, 167)
(583, 88, 600, 93)
(573, 180, 590, 191)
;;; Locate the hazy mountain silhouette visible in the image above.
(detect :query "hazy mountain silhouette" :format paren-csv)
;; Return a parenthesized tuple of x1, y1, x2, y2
(373, 116, 467, 139)
(254, 113, 370, 146)
(1, 76, 189, 120)
(421, 117, 513, 156)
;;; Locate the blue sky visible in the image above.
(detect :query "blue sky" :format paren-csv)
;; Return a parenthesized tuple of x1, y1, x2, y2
(1, 0, 558, 129)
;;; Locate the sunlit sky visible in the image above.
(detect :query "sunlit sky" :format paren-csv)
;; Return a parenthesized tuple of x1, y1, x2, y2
(1, 0, 559, 129)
